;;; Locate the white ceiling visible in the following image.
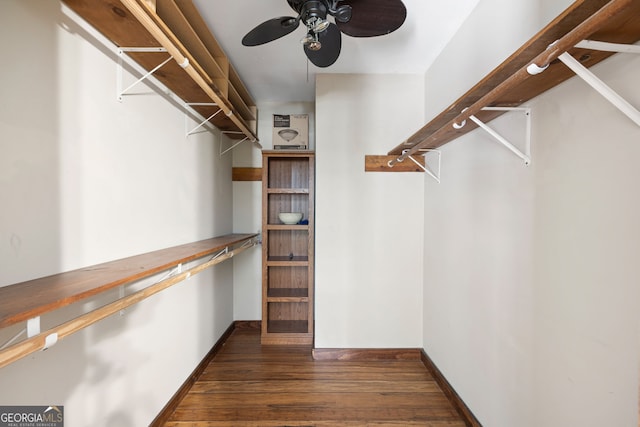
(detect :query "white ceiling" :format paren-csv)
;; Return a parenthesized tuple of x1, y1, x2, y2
(192, 0, 480, 104)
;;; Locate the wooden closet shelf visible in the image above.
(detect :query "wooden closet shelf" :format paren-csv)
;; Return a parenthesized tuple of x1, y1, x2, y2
(268, 288, 309, 299)
(62, 0, 258, 141)
(388, 0, 640, 159)
(266, 188, 310, 194)
(266, 224, 310, 230)
(266, 256, 310, 266)
(266, 320, 310, 335)
(0, 234, 257, 329)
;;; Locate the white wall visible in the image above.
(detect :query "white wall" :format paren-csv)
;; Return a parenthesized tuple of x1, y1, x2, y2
(422, 1, 640, 426)
(314, 73, 425, 348)
(0, 3, 239, 425)
(232, 101, 315, 321)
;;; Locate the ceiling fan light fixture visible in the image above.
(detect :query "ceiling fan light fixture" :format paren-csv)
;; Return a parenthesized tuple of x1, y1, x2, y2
(301, 32, 322, 51)
(310, 17, 330, 33)
(308, 40, 322, 51)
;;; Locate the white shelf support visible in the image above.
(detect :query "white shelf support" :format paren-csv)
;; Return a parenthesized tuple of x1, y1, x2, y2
(184, 103, 221, 136)
(529, 39, 640, 127)
(117, 47, 170, 102)
(209, 246, 230, 262)
(453, 107, 532, 165)
(575, 40, 640, 54)
(403, 149, 442, 183)
(557, 50, 640, 127)
(27, 317, 41, 338)
(119, 285, 126, 316)
(220, 136, 249, 156)
(0, 328, 26, 351)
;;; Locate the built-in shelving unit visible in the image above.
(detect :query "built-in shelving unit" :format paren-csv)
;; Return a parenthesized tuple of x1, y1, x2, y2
(261, 151, 315, 345)
(382, 0, 640, 168)
(62, 0, 258, 142)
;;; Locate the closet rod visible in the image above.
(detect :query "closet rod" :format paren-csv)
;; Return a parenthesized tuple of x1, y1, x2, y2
(389, 0, 632, 166)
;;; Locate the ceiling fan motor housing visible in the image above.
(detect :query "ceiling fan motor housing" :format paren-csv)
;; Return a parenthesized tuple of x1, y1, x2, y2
(288, 0, 352, 24)
(333, 5, 352, 23)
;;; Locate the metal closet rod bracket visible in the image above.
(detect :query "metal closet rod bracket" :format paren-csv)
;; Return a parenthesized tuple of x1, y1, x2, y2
(0, 316, 58, 352)
(117, 47, 170, 102)
(528, 39, 640, 127)
(453, 106, 532, 165)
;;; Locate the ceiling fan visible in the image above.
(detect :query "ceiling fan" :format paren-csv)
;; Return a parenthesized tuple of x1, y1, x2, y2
(241, 0, 407, 68)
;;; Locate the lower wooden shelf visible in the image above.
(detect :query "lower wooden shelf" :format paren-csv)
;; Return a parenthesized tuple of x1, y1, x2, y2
(0, 234, 257, 328)
(267, 320, 309, 334)
(267, 256, 309, 263)
(267, 288, 308, 299)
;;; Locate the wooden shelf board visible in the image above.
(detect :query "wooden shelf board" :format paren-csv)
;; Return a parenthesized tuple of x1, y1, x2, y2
(365, 155, 425, 172)
(267, 256, 309, 264)
(267, 297, 309, 303)
(232, 167, 262, 181)
(0, 234, 257, 328)
(267, 288, 309, 300)
(174, 0, 229, 62)
(266, 224, 309, 230)
(266, 188, 310, 194)
(262, 150, 315, 156)
(228, 83, 257, 122)
(260, 334, 313, 346)
(62, 0, 256, 141)
(388, 0, 640, 155)
(156, 0, 229, 84)
(266, 320, 310, 334)
(230, 65, 257, 118)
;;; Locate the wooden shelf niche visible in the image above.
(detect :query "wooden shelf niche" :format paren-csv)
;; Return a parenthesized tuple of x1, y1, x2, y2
(261, 151, 315, 345)
(62, 0, 258, 141)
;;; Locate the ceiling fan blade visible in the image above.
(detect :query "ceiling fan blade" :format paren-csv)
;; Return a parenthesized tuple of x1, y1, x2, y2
(242, 17, 300, 46)
(304, 23, 342, 67)
(336, 0, 407, 37)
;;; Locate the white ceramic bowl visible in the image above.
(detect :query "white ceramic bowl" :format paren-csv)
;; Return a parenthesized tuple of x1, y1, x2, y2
(278, 212, 303, 224)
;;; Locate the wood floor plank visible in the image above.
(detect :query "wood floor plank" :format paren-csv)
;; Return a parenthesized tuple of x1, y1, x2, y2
(164, 421, 466, 427)
(177, 392, 453, 409)
(200, 363, 433, 382)
(160, 328, 467, 426)
(189, 380, 442, 394)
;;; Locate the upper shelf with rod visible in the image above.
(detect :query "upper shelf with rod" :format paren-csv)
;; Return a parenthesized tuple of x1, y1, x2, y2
(62, 0, 259, 143)
(381, 0, 640, 169)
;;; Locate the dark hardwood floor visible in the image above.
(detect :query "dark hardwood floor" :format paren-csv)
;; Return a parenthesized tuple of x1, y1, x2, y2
(161, 327, 467, 426)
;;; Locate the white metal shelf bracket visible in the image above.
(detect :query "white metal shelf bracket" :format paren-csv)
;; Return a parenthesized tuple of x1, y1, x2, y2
(529, 39, 640, 127)
(453, 107, 532, 165)
(575, 40, 640, 54)
(27, 317, 40, 338)
(220, 136, 249, 156)
(209, 247, 230, 262)
(557, 52, 640, 127)
(117, 47, 170, 102)
(399, 149, 442, 183)
(184, 102, 221, 136)
(1, 316, 54, 351)
(0, 328, 26, 351)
